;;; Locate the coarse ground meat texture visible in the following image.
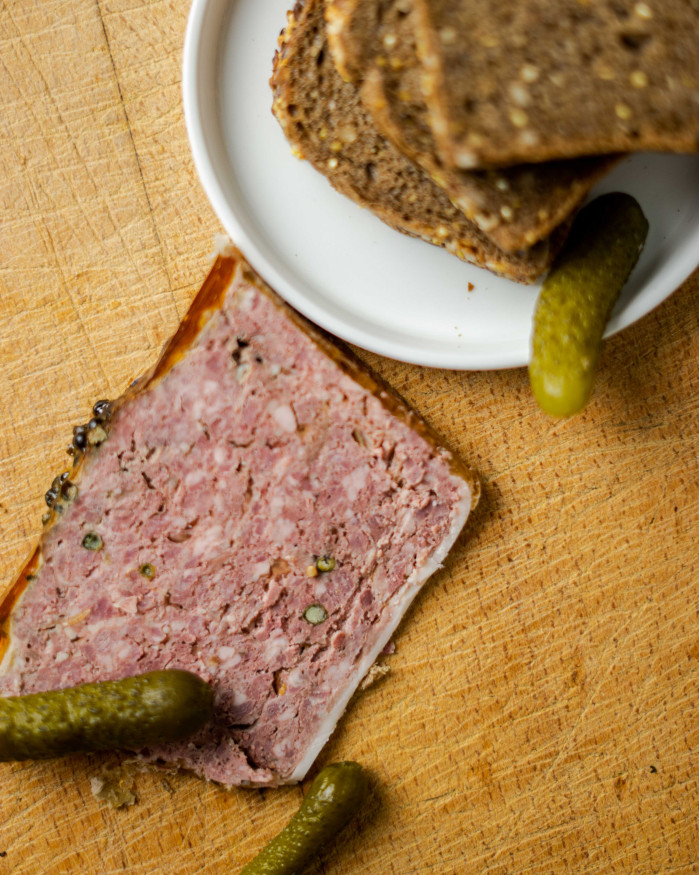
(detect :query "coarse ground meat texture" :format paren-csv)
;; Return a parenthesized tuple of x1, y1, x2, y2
(0, 252, 476, 786)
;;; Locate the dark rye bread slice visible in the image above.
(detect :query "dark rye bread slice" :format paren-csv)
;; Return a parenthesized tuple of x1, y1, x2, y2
(271, 0, 567, 283)
(413, 0, 699, 168)
(346, 0, 617, 251)
(325, 0, 374, 83)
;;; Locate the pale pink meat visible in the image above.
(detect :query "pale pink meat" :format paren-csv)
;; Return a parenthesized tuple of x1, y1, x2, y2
(0, 262, 474, 785)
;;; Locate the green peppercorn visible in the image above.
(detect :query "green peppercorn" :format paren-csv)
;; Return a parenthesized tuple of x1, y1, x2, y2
(315, 556, 336, 573)
(82, 532, 103, 551)
(92, 400, 112, 422)
(304, 604, 328, 625)
(72, 426, 88, 451)
(139, 563, 155, 579)
(62, 484, 78, 502)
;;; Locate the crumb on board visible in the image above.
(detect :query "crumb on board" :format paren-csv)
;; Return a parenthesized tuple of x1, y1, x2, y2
(90, 766, 137, 809)
(467, 282, 475, 292)
(359, 661, 391, 690)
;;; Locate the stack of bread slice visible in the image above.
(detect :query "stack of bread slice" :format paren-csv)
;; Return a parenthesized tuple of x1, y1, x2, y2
(271, 0, 698, 283)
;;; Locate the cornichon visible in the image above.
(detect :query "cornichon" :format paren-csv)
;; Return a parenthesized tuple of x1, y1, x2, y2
(0, 670, 213, 761)
(529, 192, 649, 417)
(240, 761, 369, 875)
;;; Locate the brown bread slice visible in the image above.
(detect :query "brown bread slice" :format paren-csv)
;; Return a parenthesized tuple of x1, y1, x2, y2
(325, 0, 376, 82)
(352, 0, 617, 251)
(413, 0, 699, 168)
(271, 0, 568, 283)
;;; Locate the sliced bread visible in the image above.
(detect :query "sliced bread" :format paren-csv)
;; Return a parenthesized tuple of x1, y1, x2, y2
(271, 0, 569, 283)
(413, 0, 699, 168)
(352, 0, 617, 251)
(325, 0, 380, 83)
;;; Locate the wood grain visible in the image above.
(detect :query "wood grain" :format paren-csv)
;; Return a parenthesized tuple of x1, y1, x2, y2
(0, 0, 697, 872)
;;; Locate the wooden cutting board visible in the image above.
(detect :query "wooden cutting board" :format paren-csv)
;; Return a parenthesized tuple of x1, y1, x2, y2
(0, 1, 696, 872)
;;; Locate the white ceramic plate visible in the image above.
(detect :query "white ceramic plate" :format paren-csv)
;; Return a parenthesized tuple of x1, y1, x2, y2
(182, 0, 699, 369)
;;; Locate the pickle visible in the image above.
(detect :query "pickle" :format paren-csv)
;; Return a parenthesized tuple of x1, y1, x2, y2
(0, 670, 213, 761)
(240, 761, 369, 875)
(529, 192, 649, 417)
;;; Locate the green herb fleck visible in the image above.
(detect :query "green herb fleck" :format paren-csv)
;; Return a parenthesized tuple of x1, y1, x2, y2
(303, 604, 328, 625)
(82, 532, 103, 551)
(140, 563, 156, 579)
(315, 556, 336, 573)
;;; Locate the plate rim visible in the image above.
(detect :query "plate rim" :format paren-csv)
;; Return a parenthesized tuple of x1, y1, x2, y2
(182, 0, 699, 370)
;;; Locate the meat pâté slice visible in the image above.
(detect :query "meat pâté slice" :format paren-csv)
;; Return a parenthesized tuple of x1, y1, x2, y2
(0, 246, 479, 786)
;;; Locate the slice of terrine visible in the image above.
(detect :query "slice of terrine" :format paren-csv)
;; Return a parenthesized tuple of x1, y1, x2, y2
(0, 247, 479, 786)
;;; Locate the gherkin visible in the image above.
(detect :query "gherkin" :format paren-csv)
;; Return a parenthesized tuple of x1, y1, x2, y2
(240, 762, 368, 875)
(0, 670, 213, 761)
(529, 193, 648, 417)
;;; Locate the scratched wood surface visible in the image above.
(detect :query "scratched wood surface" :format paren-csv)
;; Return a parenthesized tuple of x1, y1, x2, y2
(0, 0, 697, 872)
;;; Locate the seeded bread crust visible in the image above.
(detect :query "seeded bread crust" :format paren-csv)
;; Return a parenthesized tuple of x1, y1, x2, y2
(413, 0, 699, 168)
(271, 0, 568, 283)
(352, 0, 618, 251)
(325, 0, 378, 83)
